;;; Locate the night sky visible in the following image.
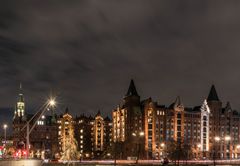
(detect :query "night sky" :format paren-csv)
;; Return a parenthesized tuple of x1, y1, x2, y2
(1, 1, 240, 124)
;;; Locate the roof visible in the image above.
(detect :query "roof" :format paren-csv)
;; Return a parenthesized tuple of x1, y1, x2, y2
(126, 79, 139, 97)
(95, 110, 101, 117)
(207, 85, 220, 101)
(169, 96, 184, 109)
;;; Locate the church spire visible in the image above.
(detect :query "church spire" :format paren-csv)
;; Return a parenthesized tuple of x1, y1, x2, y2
(14, 83, 25, 120)
(18, 82, 24, 102)
(126, 79, 139, 97)
(207, 85, 220, 102)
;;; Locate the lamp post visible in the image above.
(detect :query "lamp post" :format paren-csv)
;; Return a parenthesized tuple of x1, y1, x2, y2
(213, 136, 231, 166)
(22, 97, 56, 158)
(224, 136, 231, 161)
(3, 124, 7, 146)
(213, 136, 220, 166)
(197, 144, 201, 159)
(160, 143, 165, 158)
(3, 124, 7, 158)
(132, 131, 144, 164)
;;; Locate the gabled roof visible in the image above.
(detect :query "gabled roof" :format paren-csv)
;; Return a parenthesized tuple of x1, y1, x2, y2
(126, 79, 139, 97)
(207, 85, 220, 101)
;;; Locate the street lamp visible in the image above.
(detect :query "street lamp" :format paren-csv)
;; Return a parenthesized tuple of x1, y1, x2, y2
(22, 97, 58, 158)
(213, 136, 231, 166)
(225, 136, 231, 141)
(161, 143, 165, 148)
(3, 124, 7, 145)
(197, 144, 201, 159)
(214, 136, 220, 142)
(160, 143, 165, 159)
(197, 144, 201, 148)
(132, 131, 144, 164)
(48, 98, 56, 107)
(213, 136, 220, 166)
(3, 124, 7, 158)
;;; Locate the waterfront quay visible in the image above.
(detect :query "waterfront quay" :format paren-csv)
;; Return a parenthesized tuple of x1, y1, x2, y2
(41, 159, 240, 166)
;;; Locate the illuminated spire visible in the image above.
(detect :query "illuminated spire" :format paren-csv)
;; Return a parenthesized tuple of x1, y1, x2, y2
(20, 82, 22, 91)
(18, 82, 24, 102)
(14, 83, 25, 119)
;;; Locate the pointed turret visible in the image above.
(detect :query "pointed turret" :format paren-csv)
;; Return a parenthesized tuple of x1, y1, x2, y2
(173, 96, 184, 111)
(65, 107, 69, 114)
(174, 96, 183, 107)
(95, 110, 101, 117)
(207, 85, 220, 102)
(126, 79, 139, 97)
(226, 102, 231, 109)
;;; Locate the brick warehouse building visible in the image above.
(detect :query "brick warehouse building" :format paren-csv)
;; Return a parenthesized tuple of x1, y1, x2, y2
(12, 81, 240, 160)
(112, 80, 240, 160)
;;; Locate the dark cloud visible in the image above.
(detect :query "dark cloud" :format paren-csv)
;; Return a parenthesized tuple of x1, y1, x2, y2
(0, 1, 240, 121)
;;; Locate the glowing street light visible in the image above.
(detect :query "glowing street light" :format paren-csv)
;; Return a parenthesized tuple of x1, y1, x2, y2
(3, 124, 7, 130)
(132, 133, 137, 137)
(132, 131, 144, 164)
(214, 136, 220, 142)
(3, 124, 7, 145)
(139, 131, 144, 136)
(161, 143, 165, 148)
(48, 99, 56, 107)
(197, 144, 201, 148)
(225, 136, 231, 141)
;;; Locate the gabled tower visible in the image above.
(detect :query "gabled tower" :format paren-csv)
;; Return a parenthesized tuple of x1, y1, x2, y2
(123, 79, 140, 107)
(123, 79, 142, 136)
(112, 79, 143, 159)
(206, 85, 222, 154)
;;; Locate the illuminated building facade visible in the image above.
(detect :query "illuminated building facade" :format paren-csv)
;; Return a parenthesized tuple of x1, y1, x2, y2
(75, 115, 93, 158)
(93, 111, 104, 156)
(12, 85, 58, 159)
(29, 114, 58, 159)
(112, 80, 144, 159)
(112, 80, 240, 160)
(74, 113, 112, 159)
(58, 108, 77, 159)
